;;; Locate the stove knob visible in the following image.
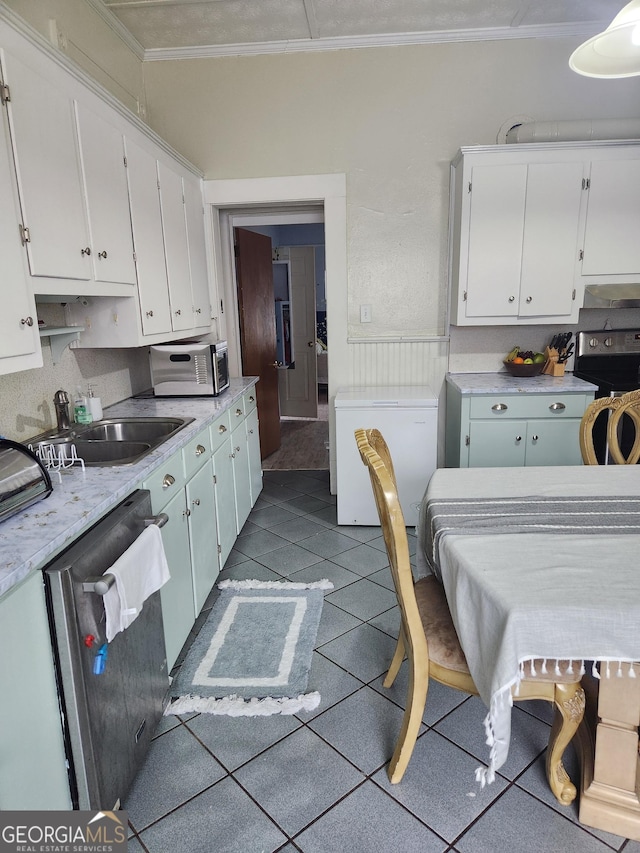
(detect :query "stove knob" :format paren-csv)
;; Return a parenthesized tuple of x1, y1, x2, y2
(604, 337, 613, 347)
(589, 337, 599, 348)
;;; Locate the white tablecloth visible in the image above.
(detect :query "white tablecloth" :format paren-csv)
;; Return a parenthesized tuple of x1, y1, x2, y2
(416, 465, 640, 784)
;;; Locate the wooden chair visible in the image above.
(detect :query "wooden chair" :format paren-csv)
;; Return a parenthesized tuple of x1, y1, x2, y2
(580, 390, 640, 464)
(354, 427, 585, 804)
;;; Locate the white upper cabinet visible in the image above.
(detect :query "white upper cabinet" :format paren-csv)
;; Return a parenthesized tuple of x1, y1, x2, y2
(580, 158, 640, 282)
(74, 103, 136, 286)
(0, 85, 41, 373)
(450, 147, 585, 326)
(0, 47, 91, 283)
(158, 161, 193, 333)
(183, 174, 211, 326)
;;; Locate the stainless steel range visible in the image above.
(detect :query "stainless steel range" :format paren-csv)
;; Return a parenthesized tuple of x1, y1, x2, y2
(573, 327, 640, 464)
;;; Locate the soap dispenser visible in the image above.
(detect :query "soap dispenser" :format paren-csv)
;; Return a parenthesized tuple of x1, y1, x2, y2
(74, 388, 92, 425)
(87, 385, 103, 422)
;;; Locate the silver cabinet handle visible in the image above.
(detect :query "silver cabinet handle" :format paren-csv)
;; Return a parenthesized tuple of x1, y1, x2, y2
(515, 435, 522, 442)
(192, 498, 201, 506)
(235, 446, 241, 453)
(175, 309, 182, 316)
(195, 307, 202, 314)
(491, 403, 508, 412)
(20, 316, 34, 327)
(526, 296, 533, 303)
(235, 408, 242, 417)
(218, 424, 227, 433)
(146, 310, 154, 318)
(81, 246, 91, 256)
(162, 474, 175, 489)
(249, 396, 255, 403)
(230, 451, 235, 458)
(249, 429, 254, 434)
(532, 435, 539, 442)
(195, 444, 206, 456)
(183, 508, 191, 518)
(549, 402, 566, 411)
(97, 250, 108, 259)
(508, 296, 515, 303)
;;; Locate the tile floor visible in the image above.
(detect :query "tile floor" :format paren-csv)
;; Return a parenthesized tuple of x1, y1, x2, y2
(123, 470, 640, 853)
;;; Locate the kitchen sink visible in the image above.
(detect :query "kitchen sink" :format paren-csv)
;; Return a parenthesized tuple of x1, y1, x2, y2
(30, 416, 195, 467)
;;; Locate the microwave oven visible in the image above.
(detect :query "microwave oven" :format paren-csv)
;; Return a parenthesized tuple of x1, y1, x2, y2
(149, 342, 230, 396)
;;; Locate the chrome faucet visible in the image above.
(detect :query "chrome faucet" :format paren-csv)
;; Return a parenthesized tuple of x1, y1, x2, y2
(53, 390, 71, 431)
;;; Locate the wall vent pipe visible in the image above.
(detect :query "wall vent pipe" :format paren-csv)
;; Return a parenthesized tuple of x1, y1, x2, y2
(505, 119, 640, 144)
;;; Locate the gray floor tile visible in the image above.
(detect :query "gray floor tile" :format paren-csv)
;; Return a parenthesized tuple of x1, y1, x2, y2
(320, 622, 397, 683)
(308, 685, 413, 775)
(294, 781, 447, 853)
(184, 712, 301, 772)
(288, 560, 362, 591)
(368, 605, 400, 638)
(335, 524, 382, 542)
(368, 566, 395, 590)
(269, 515, 328, 542)
(329, 543, 390, 576)
(234, 727, 364, 837)
(373, 729, 508, 843)
(234, 528, 290, 558)
(221, 547, 250, 569)
(369, 667, 470, 727)
(314, 601, 363, 646)
(435, 696, 551, 780)
(297, 528, 362, 558)
(277, 472, 329, 493)
(455, 785, 618, 853)
(249, 503, 300, 529)
(296, 652, 362, 720)
(126, 836, 145, 852)
(137, 777, 286, 853)
(283, 495, 335, 517)
(253, 542, 325, 575)
(260, 482, 305, 504)
(218, 559, 285, 584)
(123, 725, 227, 830)
(326, 577, 398, 621)
(307, 504, 339, 527)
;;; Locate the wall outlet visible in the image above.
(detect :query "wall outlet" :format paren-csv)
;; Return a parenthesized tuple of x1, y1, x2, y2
(360, 304, 372, 323)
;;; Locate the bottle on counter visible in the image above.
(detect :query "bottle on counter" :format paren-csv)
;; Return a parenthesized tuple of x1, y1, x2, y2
(74, 388, 93, 425)
(87, 385, 103, 421)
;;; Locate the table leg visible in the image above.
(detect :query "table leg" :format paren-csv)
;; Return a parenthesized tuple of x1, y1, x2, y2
(577, 664, 640, 840)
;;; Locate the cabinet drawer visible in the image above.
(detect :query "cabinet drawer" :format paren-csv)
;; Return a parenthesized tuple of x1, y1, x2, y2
(143, 452, 186, 510)
(243, 388, 258, 416)
(182, 427, 212, 479)
(468, 394, 589, 420)
(209, 411, 231, 454)
(230, 399, 246, 427)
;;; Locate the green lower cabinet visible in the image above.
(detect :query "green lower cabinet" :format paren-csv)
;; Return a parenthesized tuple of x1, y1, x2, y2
(468, 417, 584, 467)
(157, 489, 193, 670)
(246, 407, 263, 504)
(187, 458, 219, 615)
(213, 439, 237, 569)
(232, 422, 252, 532)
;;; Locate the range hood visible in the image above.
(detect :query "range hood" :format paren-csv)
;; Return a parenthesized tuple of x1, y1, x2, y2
(584, 284, 640, 309)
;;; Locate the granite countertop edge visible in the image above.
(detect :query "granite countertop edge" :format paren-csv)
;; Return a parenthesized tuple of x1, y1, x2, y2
(0, 378, 258, 599)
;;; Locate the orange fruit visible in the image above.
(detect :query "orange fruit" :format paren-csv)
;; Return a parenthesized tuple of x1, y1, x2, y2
(513, 357, 524, 364)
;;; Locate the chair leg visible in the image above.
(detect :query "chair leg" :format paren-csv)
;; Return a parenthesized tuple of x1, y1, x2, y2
(545, 682, 586, 805)
(383, 628, 406, 688)
(387, 657, 428, 784)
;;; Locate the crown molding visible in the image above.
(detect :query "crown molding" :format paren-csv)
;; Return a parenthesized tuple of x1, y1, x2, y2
(143, 21, 604, 62)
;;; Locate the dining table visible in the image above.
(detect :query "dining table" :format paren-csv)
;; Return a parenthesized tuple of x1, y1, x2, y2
(416, 464, 640, 840)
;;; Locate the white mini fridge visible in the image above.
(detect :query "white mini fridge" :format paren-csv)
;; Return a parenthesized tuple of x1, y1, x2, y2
(335, 386, 438, 526)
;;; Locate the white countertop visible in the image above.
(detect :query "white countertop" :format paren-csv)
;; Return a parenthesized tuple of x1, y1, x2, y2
(446, 372, 598, 395)
(0, 378, 258, 598)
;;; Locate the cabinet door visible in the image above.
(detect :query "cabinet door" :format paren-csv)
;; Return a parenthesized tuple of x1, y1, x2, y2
(124, 138, 172, 335)
(75, 103, 136, 286)
(519, 162, 584, 317)
(187, 459, 219, 614)
(582, 159, 640, 277)
(468, 421, 526, 467)
(0, 95, 41, 370)
(0, 49, 90, 281)
(158, 161, 193, 332)
(157, 489, 193, 670)
(524, 419, 584, 467)
(231, 423, 252, 532)
(465, 163, 526, 318)
(246, 407, 263, 505)
(212, 439, 237, 570)
(183, 174, 211, 327)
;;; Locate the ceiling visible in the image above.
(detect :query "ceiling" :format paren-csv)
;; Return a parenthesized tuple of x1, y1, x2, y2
(96, 0, 625, 60)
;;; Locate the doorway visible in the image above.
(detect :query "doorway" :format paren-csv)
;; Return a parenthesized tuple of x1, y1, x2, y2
(233, 220, 328, 470)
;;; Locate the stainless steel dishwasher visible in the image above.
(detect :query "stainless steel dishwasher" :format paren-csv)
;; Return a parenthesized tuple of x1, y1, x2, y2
(43, 489, 170, 810)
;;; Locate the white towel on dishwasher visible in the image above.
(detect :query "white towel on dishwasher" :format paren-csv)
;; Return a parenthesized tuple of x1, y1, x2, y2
(103, 524, 170, 643)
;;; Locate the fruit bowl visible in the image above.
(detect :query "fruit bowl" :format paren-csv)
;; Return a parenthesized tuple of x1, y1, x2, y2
(503, 360, 545, 377)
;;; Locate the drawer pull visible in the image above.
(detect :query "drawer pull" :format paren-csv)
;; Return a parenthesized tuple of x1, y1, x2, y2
(162, 474, 175, 489)
(235, 446, 241, 453)
(218, 424, 227, 434)
(184, 508, 191, 518)
(526, 296, 533, 303)
(532, 435, 539, 442)
(515, 435, 522, 443)
(195, 444, 206, 456)
(235, 408, 242, 417)
(249, 395, 255, 403)
(549, 402, 566, 412)
(192, 498, 201, 507)
(508, 296, 515, 303)
(491, 403, 508, 412)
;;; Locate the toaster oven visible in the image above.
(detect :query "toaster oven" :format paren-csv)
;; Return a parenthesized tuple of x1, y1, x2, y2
(149, 342, 230, 397)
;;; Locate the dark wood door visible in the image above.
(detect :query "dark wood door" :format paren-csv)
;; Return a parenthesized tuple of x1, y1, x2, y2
(235, 227, 281, 458)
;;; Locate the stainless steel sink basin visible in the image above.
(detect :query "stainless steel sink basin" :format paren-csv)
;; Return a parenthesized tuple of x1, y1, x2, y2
(31, 416, 195, 467)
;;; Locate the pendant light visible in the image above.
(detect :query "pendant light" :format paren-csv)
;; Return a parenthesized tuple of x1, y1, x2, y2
(569, 0, 640, 78)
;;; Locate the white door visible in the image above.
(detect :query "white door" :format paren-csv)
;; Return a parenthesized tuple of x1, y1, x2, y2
(124, 138, 172, 336)
(74, 102, 136, 286)
(279, 246, 318, 418)
(1, 49, 90, 280)
(158, 161, 193, 332)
